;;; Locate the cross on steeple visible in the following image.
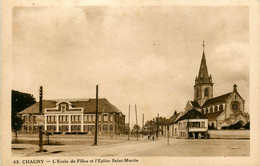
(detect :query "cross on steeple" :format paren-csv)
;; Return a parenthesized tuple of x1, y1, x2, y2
(233, 84, 237, 91)
(202, 41, 205, 51)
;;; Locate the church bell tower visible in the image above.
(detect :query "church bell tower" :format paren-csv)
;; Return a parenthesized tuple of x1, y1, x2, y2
(194, 41, 213, 106)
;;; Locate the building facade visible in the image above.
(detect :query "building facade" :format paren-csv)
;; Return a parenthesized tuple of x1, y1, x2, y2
(163, 109, 208, 139)
(185, 44, 249, 130)
(18, 98, 125, 135)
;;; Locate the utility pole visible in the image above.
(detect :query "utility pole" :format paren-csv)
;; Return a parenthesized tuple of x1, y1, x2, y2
(187, 111, 190, 139)
(135, 104, 138, 140)
(167, 126, 169, 145)
(38, 86, 43, 152)
(128, 104, 130, 140)
(156, 113, 159, 139)
(94, 85, 98, 146)
(142, 114, 144, 138)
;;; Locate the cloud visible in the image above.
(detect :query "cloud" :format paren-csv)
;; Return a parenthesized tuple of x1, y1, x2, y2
(12, 6, 249, 124)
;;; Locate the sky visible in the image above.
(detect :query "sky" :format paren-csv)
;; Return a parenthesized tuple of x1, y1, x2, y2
(12, 6, 249, 127)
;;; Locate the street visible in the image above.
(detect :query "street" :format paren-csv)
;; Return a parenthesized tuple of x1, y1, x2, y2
(12, 134, 249, 157)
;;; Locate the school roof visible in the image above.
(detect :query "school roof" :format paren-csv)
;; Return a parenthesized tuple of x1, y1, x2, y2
(17, 98, 124, 115)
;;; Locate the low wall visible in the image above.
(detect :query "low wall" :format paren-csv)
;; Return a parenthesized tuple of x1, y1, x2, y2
(208, 130, 250, 139)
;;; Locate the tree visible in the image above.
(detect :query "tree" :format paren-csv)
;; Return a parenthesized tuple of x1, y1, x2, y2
(133, 124, 140, 132)
(12, 90, 36, 142)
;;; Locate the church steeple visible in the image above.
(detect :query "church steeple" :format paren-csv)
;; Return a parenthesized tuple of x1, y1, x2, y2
(194, 41, 214, 106)
(196, 41, 212, 84)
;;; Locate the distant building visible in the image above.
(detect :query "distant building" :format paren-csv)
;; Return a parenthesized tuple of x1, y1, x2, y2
(17, 98, 125, 135)
(185, 43, 249, 130)
(144, 117, 167, 136)
(163, 109, 208, 139)
(163, 111, 181, 138)
(175, 109, 208, 139)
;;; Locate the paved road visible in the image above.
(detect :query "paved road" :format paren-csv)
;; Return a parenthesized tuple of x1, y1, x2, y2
(12, 135, 249, 157)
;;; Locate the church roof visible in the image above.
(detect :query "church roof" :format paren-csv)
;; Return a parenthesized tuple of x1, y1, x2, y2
(190, 101, 200, 107)
(202, 92, 232, 107)
(205, 110, 224, 121)
(18, 98, 123, 115)
(177, 108, 208, 122)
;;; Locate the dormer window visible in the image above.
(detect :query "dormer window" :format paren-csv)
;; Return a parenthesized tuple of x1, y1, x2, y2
(61, 104, 66, 112)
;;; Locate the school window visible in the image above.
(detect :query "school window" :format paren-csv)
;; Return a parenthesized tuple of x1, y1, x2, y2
(104, 115, 108, 121)
(61, 104, 66, 112)
(103, 125, 108, 131)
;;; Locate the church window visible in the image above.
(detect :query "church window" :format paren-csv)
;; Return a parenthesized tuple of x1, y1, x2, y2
(210, 107, 213, 113)
(202, 109, 204, 114)
(219, 104, 224, 111)
(232, 103, 239, 111)
(215, 105, 218, 112)
(196, 88, 199, 97)
(204, 88, 209, 97)
(206, 108, 208, 114)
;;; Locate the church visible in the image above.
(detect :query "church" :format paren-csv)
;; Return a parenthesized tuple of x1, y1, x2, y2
(185, 42, 250, 130)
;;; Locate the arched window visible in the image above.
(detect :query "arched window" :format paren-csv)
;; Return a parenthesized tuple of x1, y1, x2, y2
(219, 104, 224, 111)
(103, 125, 108, 131)
(204, 88, 209, 97)
(206, 108, 208, 114)
(202, 109, 204, 114)
(110, 125, 113, 131)
(215, 105, 218, 112)
(210, 107, 213, 113)
(196, 88, 199, 97)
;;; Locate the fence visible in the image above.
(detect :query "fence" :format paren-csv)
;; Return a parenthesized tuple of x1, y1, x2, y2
(208, 130, 250, 139)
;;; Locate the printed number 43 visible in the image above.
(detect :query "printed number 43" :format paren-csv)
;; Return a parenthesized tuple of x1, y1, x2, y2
(13, 160, 20, 164)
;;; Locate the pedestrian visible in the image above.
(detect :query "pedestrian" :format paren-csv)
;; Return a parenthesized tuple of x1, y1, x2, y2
(152, 136, 154, 140)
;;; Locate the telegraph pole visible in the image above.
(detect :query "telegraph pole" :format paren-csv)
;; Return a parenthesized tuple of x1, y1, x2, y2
(142, 114, 144, 138)
(187, 111, 190, 138)
(38, 86, 43, 152)
(128, 105, 130, 140)
(94, 85, 98, 146)
(167, 126, 169, 145)
(156, 113, 159, 139)
(135, 104, 138, 140)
